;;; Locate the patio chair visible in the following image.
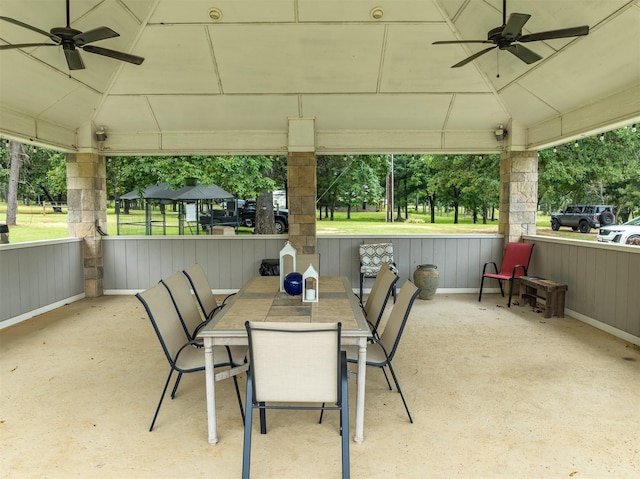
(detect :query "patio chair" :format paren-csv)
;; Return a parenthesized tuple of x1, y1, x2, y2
(242, 321, 349, 479)
(136, 283, 245, 431)
(358, 240, 398, 302)
(362, 264, 399, 339)
(344, 280, 420, 423)
(478, 242, 535, 307)
(183, 263, 235, 320)
(160, 272, 247, 420)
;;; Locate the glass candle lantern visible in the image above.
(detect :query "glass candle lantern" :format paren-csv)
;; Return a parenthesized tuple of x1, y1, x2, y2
(279, 241, 297, 292)
(302, 264, 318, 303)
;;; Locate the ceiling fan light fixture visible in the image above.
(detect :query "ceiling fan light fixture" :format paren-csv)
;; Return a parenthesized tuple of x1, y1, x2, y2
(208, 8, 222, 21)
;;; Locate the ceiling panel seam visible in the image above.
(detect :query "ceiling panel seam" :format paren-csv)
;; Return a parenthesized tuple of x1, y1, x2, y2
(443, 94, 455, 130)
(91, 0, 157, 123)
(205, 26, 224, 94)
(376, 24, 389, 94)
(145, 96, 161, 132)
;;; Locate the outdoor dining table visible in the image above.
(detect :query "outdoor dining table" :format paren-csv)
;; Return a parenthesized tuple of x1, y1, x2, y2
(198, 275, 372, 444)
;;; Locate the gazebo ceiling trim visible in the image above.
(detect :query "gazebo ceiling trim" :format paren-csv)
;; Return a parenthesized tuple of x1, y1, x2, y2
(0, 0, 638, 154)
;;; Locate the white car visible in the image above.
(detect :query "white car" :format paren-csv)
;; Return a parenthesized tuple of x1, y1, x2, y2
(597, 217, 640, 245)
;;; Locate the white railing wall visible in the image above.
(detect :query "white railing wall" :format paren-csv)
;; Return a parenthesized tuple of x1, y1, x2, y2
(0, 238, 84, 326)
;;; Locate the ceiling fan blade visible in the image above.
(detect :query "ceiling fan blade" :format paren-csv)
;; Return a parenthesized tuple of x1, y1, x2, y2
(0, 43, 56, 50)
(73, 27, 119, 46)
(64, 46, 85, 70)
(519, 25, 589, 42)
(502, 13, 531, 39)
(0, 16, 60, 42)
(505, 44, 542, 64)
(82, 45, 145, 65)
(433, 40, 493, 45)
(451, 46, 496, 68)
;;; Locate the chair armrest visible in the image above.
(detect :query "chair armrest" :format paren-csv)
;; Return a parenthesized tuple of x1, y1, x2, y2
(481, 261, 498, 275)
(511, 264, 528, 278)
(173, 339, 201, 361)
(221, 292, 236, 305)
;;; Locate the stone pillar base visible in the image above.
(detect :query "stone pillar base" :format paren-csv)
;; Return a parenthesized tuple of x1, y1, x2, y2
(499, 150, 538, 243)
(287, 152, 317, 254)
(67, 152, 106, 297)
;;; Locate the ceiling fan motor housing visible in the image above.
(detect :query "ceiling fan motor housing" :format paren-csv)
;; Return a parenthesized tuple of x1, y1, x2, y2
(489, 25, 518, 49)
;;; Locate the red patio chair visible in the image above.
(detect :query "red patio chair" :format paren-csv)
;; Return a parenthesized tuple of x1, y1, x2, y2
(478, 242, 534, 307)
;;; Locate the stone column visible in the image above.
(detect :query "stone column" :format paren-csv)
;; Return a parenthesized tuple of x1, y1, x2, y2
(66, 152, 107, 297)
(287, 152, 317, 254)
(499, 150, 538, 243)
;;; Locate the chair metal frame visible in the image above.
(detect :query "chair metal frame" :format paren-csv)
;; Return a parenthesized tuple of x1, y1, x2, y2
(362, 265, 399, 339)
(478, 242, 535, 307)
(242, 321, 350, 479)
(182, 263, 235, 320)
(160, 272, 246, 420)
(136, 283, 243, 431)
(345, 281, 421, 424)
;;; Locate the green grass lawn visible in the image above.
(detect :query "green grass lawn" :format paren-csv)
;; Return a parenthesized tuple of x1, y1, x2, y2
(0, 202, 596, 243)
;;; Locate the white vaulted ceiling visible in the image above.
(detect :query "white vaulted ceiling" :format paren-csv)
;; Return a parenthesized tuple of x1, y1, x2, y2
(0, 0, 639, 155)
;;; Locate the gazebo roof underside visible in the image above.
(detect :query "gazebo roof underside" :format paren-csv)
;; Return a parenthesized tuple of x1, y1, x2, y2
(0, 0, 639, 156)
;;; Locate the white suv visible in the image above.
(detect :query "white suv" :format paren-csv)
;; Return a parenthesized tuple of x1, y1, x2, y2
(597, 217, 640, 245)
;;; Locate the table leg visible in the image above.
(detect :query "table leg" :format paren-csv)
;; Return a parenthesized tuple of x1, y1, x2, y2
(354, 340, 367, 443)
(203, 337, 218, 444)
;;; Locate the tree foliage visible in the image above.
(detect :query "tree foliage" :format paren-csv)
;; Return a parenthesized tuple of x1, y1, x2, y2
(2, 126, 638, 229)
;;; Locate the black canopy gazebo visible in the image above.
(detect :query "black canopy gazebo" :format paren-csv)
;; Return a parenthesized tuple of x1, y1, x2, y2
(118, 183, 237, 235)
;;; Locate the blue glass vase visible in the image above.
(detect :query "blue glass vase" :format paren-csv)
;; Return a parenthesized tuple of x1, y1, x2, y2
(283, 272, 303, 295)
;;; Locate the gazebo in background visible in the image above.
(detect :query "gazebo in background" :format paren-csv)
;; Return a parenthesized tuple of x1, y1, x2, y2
(117, 183, 237, 235)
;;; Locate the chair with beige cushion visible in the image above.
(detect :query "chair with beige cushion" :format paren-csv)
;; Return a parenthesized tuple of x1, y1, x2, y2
(242, 321, 350, 479)
(345, 280, 420, 423)
(136, 282, 245, 431)
(362, 264, 399, 339)
(182, 263, 235, 320)
(160, 271, 247, 420)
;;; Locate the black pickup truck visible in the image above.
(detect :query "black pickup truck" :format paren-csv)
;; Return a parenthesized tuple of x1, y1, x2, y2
(199, 200, 288, 233)
(237, 200, 289, 233)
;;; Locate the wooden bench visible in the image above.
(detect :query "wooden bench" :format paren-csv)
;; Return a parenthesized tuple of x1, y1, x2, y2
(518, 276, 568, 318)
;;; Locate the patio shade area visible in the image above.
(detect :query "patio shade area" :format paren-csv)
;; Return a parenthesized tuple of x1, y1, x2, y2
(1, 292, 638, 478)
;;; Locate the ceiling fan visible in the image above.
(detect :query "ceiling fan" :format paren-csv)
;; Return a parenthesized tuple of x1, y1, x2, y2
(433, 0, 589, 68)
(0, 0, 144, 70)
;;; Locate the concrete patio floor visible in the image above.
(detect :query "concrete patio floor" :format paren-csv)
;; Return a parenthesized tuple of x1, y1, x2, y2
(1, 291, 639, 478)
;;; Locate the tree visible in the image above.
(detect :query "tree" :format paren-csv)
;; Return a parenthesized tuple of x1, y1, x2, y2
(538, 126, 640, 219)
(461, 154, 500, 224)
(5, 141, 22, 225)
(407, 155, 439, 222)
